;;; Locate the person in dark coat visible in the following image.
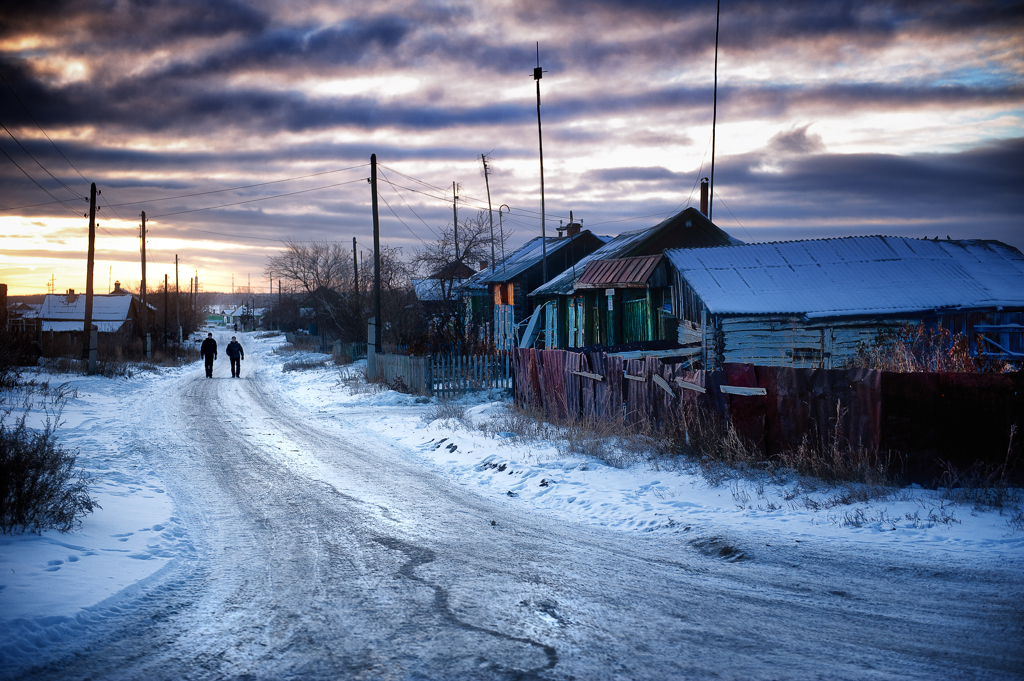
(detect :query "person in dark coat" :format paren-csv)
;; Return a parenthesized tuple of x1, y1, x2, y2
(226, 336, 245, 378)
(200, 332, 217, 378)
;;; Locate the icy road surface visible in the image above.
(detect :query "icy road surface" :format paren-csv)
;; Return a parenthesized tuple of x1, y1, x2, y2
(4, 345, 1023, 680)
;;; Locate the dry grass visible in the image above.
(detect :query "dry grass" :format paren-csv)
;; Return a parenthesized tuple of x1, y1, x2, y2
(854, 323, 1007, 373)
(282, 357, 326, 372)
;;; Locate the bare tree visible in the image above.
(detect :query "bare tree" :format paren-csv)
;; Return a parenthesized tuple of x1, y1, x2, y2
(265, 241, 353, 340)
(411, 210, 512, 346)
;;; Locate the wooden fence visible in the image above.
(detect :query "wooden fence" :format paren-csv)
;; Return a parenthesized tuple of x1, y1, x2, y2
(369, 352, 512, 397)
(514, 348, 1023, 483)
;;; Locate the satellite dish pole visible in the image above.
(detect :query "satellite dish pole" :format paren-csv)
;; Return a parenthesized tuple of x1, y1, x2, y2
(709, 0, 721, 223)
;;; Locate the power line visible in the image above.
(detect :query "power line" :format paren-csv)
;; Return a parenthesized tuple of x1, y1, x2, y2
(0, 68, 91, 185)
(106, 164, 370, 208)
(0, 144, 84, 217)
(147, 177, 368, 218)
(0, 120, 87, 199)
(376, 191, 429, 247)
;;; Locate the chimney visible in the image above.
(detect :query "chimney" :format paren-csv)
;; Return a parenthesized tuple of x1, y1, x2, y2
(479, 260, 488, 272)
(566, 221, 581, 237)
(700, 178, 709, 217)
(67, 289, 75, 295)
(113, 280, 123, 294)
(556, 220, 565, 238)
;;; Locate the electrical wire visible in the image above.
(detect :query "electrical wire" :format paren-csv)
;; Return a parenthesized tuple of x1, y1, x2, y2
(712, 190, 754, 242)
(147, 177, 368, 218)
(0, 144, 84, 217)
(0, 69, 91, 185)
(106, 164, 370, 208)
(0, 120, 87, 199)
(377, 191, 429, 247)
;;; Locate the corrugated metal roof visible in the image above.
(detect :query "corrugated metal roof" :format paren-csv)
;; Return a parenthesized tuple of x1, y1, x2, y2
(576, 255, 663, 289)
(665, 236, 1024, 317)
(467, 233, 589, 284)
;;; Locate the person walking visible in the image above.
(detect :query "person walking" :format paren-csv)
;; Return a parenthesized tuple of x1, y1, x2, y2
(200, 332, 217, 378)
(226, 336, 245, 378)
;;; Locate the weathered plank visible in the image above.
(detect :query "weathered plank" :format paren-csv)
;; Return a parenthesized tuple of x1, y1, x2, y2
(623, 373, 646, 382)
(572, 370, 605, 381)
(720, 385, 767, 396)
(652, 374, 675, 397)
(676, 379, 706, 393)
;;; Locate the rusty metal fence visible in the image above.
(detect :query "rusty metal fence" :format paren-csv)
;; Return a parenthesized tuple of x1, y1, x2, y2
(514, 348, 1023, 482)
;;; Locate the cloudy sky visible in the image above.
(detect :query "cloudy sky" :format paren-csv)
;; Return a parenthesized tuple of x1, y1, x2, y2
(1, 0, 1021, 295)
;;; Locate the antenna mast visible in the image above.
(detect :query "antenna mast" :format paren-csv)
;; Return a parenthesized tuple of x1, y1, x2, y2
(534, 42, 548, 283)
(709, 0, 721, 222)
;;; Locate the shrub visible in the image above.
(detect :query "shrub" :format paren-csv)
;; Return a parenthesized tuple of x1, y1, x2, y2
(854, 323, 1005, 373)
(0, 398, 98, 534)
(283, 358, 325, 372)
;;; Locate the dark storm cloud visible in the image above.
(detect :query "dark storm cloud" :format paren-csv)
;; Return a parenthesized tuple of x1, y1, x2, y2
(719, 136, 1024, 212)
(0, 0, 268, 45)
(567, 138, 1023, 246)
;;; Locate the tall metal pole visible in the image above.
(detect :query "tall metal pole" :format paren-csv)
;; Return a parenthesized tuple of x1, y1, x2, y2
(140, 211, 148, 356)
(534, 42, 547, 284)
(482, 154, 496, 269)
(498, 205, 509, 276)
(709, 0, 721, 223)
(371, 154, 382, 355)
(83, 182, 97, 363)
(452, 181, 459, 263)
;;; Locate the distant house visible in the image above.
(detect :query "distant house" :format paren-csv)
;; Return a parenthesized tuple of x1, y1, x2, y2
(529, 207, 736, 349)
(37, 281, 156, 351)
(664, 236, 1024, 369)
(462, 227, 607, 350)
(229, 305, 264, 331)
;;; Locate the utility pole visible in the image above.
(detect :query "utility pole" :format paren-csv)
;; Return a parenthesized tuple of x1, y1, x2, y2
(498, 205, 509, 276)
(82, 183, 97, 369)
(710, 0, 721, 223)
(352, 236, 359, 298)
(371, 154, 382, 357)
(452, 181, 459, 263)
(164, 274, 168, 348)
(140, 211, 148, 357)
(482, 154, 496, 269)
(175, 254, 181, 343)
(534, 42, 548, 284)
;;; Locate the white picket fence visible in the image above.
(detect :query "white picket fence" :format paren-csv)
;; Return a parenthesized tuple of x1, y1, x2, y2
(370, 352, 512, 397)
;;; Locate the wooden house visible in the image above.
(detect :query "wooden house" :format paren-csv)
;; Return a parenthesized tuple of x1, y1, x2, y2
(529, 207, 736, 349)
(664, 236, 1024, 369)
(37, 282, 156, 353)
(462, 229, 606, 350)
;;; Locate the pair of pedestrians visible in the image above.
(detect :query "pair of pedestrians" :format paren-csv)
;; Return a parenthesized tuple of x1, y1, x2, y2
(199, 333, 245, 378)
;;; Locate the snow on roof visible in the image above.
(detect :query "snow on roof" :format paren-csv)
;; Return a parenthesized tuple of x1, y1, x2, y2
(529, 228, 650, 296)
(665, 236, 1024, 318)
(472, 233, 597, 285)
(413, 278, 462, 301)
(39, 292, 132, 323)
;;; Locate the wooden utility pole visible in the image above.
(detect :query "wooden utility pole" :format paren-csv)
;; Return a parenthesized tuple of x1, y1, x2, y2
(140, 211, 148, 356)
(371, 154, 382, 356)
(534, 43, 548, 283)
(352, 236, 359, 299)
(82, 183, 97, 364)
(164, 273, 168, 348)
(175, 254, 181, 343)
(482, 154, 496, 269)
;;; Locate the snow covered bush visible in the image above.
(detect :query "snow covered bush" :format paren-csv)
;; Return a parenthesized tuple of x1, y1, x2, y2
(0, 398, 98, 534)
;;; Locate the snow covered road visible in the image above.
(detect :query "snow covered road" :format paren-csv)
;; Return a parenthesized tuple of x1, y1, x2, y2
(3, 337, 1022, 679)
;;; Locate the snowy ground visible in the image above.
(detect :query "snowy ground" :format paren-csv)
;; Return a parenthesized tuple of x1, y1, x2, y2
(2, 329, 1020, 641)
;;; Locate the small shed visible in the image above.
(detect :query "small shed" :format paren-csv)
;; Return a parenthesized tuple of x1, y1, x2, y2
(463, 229, 606, 350)
(665, 236, 1024, 369)
(529, 207, 736, 349)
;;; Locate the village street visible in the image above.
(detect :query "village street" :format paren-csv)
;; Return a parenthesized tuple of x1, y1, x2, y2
(5, 339, 1022, 681)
